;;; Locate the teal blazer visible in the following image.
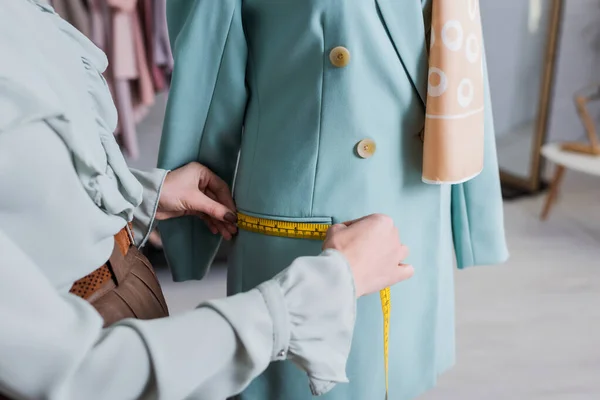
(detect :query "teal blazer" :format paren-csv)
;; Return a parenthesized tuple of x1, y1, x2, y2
(159, 1, 508, 399)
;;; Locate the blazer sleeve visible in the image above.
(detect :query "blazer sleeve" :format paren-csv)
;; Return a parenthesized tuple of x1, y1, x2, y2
(157, 0, 248, 281)
(451, 45, 509, 269)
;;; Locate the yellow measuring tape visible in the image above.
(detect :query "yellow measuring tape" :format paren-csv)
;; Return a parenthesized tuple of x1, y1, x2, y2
(237, 212, 391, 396)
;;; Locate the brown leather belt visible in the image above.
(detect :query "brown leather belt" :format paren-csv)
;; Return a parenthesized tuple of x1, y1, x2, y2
(69, 223, 133, 300)
(68, 223, 169, 327)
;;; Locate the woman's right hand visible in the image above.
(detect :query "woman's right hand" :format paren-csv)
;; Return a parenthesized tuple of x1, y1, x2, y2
(323, 214, 413, 297)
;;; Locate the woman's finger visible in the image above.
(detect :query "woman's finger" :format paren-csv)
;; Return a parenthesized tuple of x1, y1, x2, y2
(339, 214, 378, 227)
(198, 213, 235, 240)
(224, 221, 238, 235)
(204, 191, 238, 235)
(214, 220, 233, 240)
(199, 215, 219, 235)
(327, 224, 346, 236)
(186, 192, 237, 224)
(397, 244, 410, 263)
(203, 171, 237, 214)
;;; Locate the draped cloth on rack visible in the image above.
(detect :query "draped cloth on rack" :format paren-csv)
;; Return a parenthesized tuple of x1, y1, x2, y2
(48, 0, 173, 159)
(51, 0, 92, 38)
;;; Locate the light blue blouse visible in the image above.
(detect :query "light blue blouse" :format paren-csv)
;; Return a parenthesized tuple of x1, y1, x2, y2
(0, 1, 357, 398)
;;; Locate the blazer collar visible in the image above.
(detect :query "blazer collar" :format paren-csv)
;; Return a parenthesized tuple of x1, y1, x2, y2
(376, 0, 429, 106)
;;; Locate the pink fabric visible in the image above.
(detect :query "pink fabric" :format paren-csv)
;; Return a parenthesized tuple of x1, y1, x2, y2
(107, 0, 137, 12)
(111, 11, 137, 79)
(106, 0, 154, 159)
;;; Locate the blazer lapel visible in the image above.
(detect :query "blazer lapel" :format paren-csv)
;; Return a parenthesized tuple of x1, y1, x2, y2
(376, 0, 428, 106)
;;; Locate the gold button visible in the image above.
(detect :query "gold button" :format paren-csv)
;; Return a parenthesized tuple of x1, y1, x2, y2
(356, 139, 376, 158)
(329, 46, 351, 68)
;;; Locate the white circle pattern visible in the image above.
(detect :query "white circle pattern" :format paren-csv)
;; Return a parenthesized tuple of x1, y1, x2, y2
(441, 20, 463, 52)
(428, 68, 448, 97)
(466, 34, 479, 63)
(457, 79, 474, 108)
(468, 0, 479, 21)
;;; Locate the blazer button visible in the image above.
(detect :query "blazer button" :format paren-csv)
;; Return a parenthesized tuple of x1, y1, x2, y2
(356, 138, 376, 158)
(329, 46, 351, 68)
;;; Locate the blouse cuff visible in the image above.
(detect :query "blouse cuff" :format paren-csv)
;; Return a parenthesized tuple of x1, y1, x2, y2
(259, 249, 357, 396)
(257, 280, 290, 361)
(129, 168, 168, 247)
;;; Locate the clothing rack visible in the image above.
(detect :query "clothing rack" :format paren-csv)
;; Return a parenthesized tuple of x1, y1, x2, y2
(49, 0, 173, 159)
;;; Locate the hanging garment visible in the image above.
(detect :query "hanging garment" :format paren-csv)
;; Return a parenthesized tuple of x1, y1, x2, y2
(130, 9, 154, 107)
(110, 9, 137, 79)
(107, 0, 154, 108)
(138, 0, 167, 92)
(108, 2, 138, 157)
(422, 0, 486, 184)
(51, 0, 92, 39)
(158, 1, 508, 399)
(153, 0, 173, 70)
(88, 0, 107, 49)
(105, 0, 155, 159)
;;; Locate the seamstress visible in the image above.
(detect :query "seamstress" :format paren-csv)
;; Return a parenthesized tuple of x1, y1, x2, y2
(0, 1, 414, 399)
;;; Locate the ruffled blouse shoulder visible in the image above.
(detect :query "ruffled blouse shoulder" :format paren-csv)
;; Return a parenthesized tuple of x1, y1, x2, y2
(0, 0, 142, 220)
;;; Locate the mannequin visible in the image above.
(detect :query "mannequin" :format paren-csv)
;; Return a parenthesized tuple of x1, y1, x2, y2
(158, 0, 508, 399)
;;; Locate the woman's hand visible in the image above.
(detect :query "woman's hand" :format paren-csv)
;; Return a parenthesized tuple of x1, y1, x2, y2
(156, 162, 238, 240)
(323, 214, 413, 297)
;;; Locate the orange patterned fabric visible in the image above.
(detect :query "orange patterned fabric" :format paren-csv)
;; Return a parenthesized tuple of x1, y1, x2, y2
(422, 0, 485, 184)
(69, 265, 114, 300)
(69, 224, 133, 300)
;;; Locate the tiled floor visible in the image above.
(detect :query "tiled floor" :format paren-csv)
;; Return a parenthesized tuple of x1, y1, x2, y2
(134, 97, 600, 399)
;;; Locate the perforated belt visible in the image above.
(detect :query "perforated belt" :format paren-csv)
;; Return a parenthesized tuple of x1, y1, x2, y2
(69, 223, 134, 300)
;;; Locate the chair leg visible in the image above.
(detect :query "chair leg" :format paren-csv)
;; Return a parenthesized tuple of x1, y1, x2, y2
(540, 165, 566, 221)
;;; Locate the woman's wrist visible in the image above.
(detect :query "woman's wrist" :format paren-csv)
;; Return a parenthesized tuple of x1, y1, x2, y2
(155, 170, 172, 221)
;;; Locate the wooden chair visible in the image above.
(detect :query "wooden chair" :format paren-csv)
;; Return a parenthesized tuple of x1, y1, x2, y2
(540, 85, 600, 220)
(560, 85, 600, 156)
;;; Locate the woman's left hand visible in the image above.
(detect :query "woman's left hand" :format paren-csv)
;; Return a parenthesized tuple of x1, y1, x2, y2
(156, 162, 238, 240)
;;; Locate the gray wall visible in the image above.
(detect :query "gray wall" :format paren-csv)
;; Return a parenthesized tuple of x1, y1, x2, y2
(547, 0, 600, 143)
(481, 0, 553, 137)
(481, 0, 600, 142)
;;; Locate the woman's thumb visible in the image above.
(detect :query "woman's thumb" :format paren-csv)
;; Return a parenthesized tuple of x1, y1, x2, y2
(326, 223, 346, 238)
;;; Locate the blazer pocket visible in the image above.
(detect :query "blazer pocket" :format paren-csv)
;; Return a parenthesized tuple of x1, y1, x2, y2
(238, 209, 333, 226)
